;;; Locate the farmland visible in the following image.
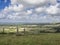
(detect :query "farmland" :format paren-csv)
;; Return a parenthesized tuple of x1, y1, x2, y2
(0, 23, 60, 34)
(0, 33, 60, 45)
(0, 23, 60, 45)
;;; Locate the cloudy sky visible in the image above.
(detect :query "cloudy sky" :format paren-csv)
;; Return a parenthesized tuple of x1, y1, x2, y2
(0, 0, 60, 23)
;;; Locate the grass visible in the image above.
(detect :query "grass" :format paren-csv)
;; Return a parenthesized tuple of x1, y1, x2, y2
(0, 24, 60, 45)
(0, 33, 60, 45)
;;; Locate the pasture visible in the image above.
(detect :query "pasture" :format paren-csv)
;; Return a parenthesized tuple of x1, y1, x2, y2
(0, 24, 60, 45)
(0, 33, 60, 45)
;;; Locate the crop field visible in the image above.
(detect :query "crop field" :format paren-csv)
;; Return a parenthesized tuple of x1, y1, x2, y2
(0, 24, 60, 45)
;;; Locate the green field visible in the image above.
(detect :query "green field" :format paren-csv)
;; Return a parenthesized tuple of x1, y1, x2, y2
(0, 24, 60, 34)
(0, 33, 60, 45)
(0, 24, 60, 45)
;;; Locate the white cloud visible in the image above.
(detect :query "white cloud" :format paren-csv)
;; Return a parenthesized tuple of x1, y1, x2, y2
(4, 4, 24, 12)
(0, 13, 5, 19)
(10, 0, 18, 5)
(0, 0, 60, 23)
(26, 9, 33, 15)
(22, 0, 48, 5)
(46, 4, 59, 14)
(19, 0, 49, 7)
(49, 0, 57, 5)
(6, 12, 22, 20)
(35, 7, 45, 13)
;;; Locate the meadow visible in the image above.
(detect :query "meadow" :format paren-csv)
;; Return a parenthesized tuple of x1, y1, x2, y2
(0, 33, 60, 45)
(0, 23, 60, 45)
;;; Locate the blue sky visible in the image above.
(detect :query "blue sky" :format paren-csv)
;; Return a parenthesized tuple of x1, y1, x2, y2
(0, 0, 10, 10)
(0, 0, 60, 23)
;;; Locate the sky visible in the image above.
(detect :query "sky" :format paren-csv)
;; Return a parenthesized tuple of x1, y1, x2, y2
(0, 0, 60, 23)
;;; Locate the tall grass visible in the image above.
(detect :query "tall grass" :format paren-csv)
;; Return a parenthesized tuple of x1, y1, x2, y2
(0, 33, 60, 45)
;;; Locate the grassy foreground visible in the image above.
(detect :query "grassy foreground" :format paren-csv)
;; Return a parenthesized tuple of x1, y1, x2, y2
(0, 33, 60, 45)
